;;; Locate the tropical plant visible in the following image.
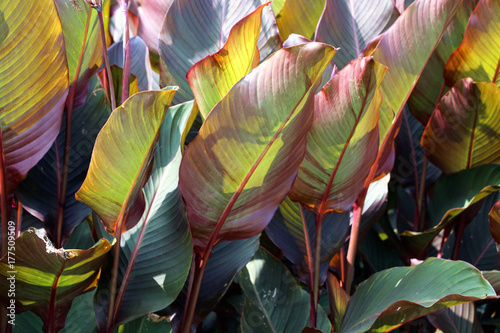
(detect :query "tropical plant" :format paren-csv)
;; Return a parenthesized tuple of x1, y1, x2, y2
(1, 0, 500, 332)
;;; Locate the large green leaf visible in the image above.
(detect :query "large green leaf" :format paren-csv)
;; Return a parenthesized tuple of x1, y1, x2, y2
(92, 101, 194, 329)
(444, 0, 500, 87)
(339, 258, 496, 333)
(0, 0, 69, 195)
(421, 79, 500, 174)
(265, 196, 350, 285)
(15, 76, 110, 245)
(289, 57, 386, 214)
(401, 164, 500, 256)
(179, 43, 335, 251)
(54, 0, 103, 105)
(275, 0, 325, 41)
(0, 228, 111, 332)
(239, 248, 331, 333)
(408, 0, 478, 124)
(158, 0, 281, 104)
(76, 89, 177, 234)
(187, 5, 265, 119)
(315, 0, 394, 69)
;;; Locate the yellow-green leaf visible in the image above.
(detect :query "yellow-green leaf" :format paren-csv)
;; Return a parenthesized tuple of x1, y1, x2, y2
(276, 0, 325, 41)
(76, 90, 177, 234)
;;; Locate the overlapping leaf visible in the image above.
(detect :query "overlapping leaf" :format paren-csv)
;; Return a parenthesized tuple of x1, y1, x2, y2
(179, 43, 335, 251)
(158, 0, 280, 104)
(239, 248, 331, 333)
(401, 164, 500, 255)
(92, 101, 194, 329)
(489, 198, 500, 243)
(339, 258, 496, 332)
(265, 197, 350, 285)
(427, 302, 484, 333)
(76, 89, 177, 234)
(289, 57, 386, 214)
(0, 0, 69, 195)
(275, 0, 325, 41)
(187, 5, 265, 119)
(15, 77, 110, 245)
(136, 0, 175, 53)
(0, 229, 111, 332)
(54, 0, 103, 105)
(444, 0, 500, 87)
(408, 0, 478, 123)
(315, 0, 394, 69)
(421, 79, 500, 174)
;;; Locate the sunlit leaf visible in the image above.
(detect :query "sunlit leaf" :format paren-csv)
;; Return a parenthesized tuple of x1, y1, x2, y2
(489, 198, 500, 243)
(339, 258, 496, 332)
(275, 0, 325, 41)
(179, 43, 335, 251)
(187, 4, 265, 119)
(444, 0, 500, 87)
(315, 0, 394, 69)
(421, 79, 500, 174)
(289, 57, 386, 214)
(0, 0, 69, 195)
(136, 0, 175, 54)
(76, 89, 177, 234)
(158, 0, 280, 104)
(239, 248, 331, 333)
(0, 229, 111, 332)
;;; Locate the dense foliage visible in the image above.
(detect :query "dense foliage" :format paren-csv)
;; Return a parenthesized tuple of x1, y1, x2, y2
(1, 0, 500, 332)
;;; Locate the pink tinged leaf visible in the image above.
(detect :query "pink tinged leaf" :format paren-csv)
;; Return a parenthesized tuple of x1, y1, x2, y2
(315, 0, 394, 69)
(137, 0, 174, 54)
(179, 43, 336, 251)
(421, 79, 500, 175)
(489, 199, 500, 243)
(0, 0, 69, 196)
(289, 57, 387, 214)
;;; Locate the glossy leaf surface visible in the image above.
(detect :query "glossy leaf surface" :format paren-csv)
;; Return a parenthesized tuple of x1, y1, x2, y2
(179, 43, 335, 250)
(239, 248, 331, 333)
(0, 0, 69, 195)
(187, 5, 265, 119)
(340, 258, 495, 332)
(290, 57, 386, 214)
(15, 77, 110, 245)
(315, 0, 394, 69)
(76, 90, 177, 234)
(422, 79, 500, 174)
(158, 0, 280, 104)
(444, 0, 500, 87)
(275, 0, 325, 41)
(0, 229, 111, 332)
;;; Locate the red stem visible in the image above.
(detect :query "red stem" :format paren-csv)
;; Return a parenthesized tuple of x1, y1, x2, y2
(452, 214, 467, 260)
(345, 197, 365, 294)
(97, 10, 116, 111)
(55, 9, 92, 248)
(15, 201, 22, 238)
(119, 0, 131, 104)
(299, 205, 316, 327)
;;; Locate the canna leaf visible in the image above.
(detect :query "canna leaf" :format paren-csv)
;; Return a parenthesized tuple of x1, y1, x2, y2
(54, 0, 103, 106)
(179, 43, 335, 251)
(239, 248, 331, 333)
(158, 0, 281, 104)
(427, 302, 484, 333)
(92, 101, 194, 329)
(76, 89, 177, 234)
(0, 229, 111, 333)
(489, 198, 500, 243)
(401, 164, 500, 256)
(275, 0, 325, 41)
(421, 79, 500, 174)
(136, 0, 175, 54)
(15, 77, 110, 245)
(187, 4, 265, 119)
(444, 0, 500, 87)
(97, 65, 140, 109)
(0, 0, 69, 196)
(265, 196, 350, 285)
(339, 258, 496, 333)
(315, 0, 394, 69)
(289, 57, 386, 214)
